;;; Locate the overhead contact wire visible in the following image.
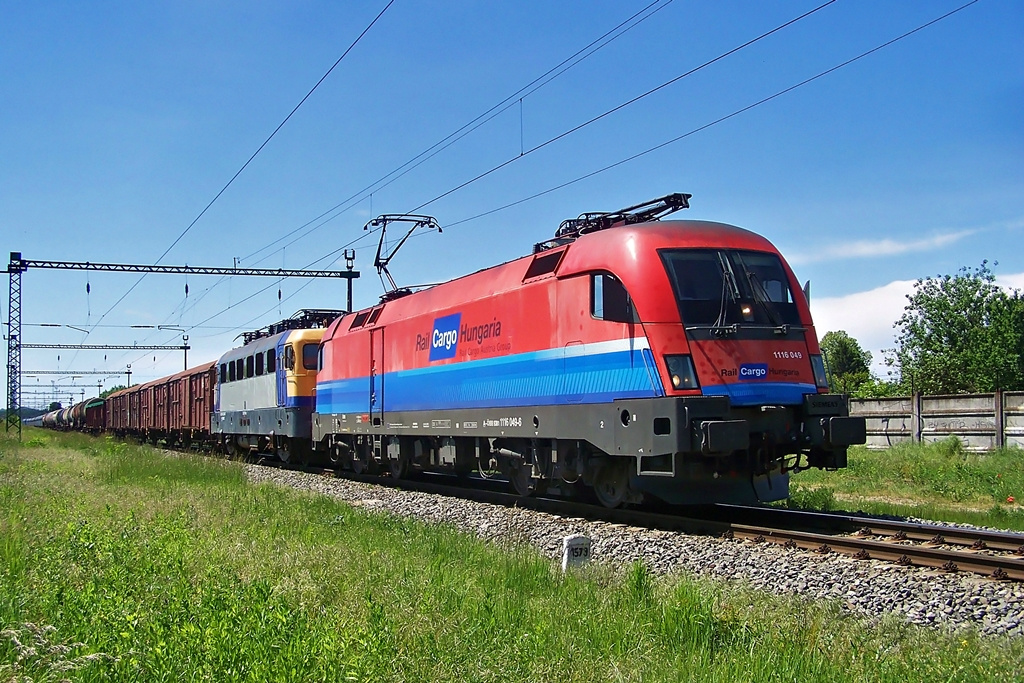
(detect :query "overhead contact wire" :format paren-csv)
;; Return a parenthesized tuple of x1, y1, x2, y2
(121, 0, 978, 361)
(237, 0, 675, 266)
(446, 0, 982, 228)
(87, 0, 397, 348)
(154, 0, 674, 336)
(406, 0, 838, 214)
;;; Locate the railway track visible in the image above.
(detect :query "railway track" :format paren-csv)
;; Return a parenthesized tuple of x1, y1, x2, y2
(708, 504, 1024, 580)
(218, 453, 1024, 581)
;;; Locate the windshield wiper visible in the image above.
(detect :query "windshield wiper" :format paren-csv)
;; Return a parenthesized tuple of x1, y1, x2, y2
(733, 253, 790, 333)
(711, 252, 741, 334)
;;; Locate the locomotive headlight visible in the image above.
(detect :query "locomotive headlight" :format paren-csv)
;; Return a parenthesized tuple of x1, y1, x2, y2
(810, 354, 831, 390)
(665, 355, 699, 390)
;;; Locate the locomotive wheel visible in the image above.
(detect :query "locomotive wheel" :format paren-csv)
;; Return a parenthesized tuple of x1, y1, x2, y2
(389, 453, 409, 480)
(351, 443, 375, 475)
(329, 442, 350, 468)
(510, 462, 535, 497)
(592, 460, 630, 509)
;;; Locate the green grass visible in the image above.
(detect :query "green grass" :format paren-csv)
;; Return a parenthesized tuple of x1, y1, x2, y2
(790, 438, 1024, 530)
(1, 428, 1022, 681)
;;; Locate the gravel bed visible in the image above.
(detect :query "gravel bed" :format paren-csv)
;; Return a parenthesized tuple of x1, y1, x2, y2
(246, 465, 1024, 638)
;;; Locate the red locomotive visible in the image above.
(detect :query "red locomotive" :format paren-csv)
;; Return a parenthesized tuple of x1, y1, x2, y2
(34, 194, 863, 509)
(313, 194, 865, 507)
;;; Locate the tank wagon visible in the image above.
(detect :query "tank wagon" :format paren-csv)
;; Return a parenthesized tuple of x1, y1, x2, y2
(212, 310, 345, 461)
(313, 194, 865, 507)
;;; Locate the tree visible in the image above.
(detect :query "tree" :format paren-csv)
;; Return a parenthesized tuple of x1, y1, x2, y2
(892, 262, 1024, 394)
(819, 330, 872, 395)
(100, 385, 127, 399)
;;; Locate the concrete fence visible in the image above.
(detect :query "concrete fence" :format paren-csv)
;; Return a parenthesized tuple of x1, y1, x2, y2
(849, 391, 1024, 451)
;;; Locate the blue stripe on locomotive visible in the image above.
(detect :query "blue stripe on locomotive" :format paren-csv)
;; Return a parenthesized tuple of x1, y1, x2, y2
(702, 382, 818, 406)
(317, 345, 664, 413)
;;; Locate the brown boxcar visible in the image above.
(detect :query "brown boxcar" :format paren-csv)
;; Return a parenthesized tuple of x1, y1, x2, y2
(178, 361, 216, 439)
(104, 363, 216, 447)
(84, 398, 106, 433)
(106, 387, 129, 433)
(156, 361, 216, 447)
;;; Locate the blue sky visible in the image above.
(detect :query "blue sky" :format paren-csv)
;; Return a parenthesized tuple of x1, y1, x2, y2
(2, 0, 1022, 406)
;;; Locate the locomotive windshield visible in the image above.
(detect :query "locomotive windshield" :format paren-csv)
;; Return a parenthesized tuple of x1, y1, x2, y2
(660, 249, 801, 327)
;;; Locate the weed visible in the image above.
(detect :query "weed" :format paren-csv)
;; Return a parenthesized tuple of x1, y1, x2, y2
(4, 433, 1024, 681)
(0, 622, 117, 681)
(784, 483, 837, 511)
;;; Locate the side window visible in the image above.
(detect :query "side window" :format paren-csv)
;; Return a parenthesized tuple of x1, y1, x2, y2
(255, 352, 264, 376)
(220, 363, 227, 383)
(591, 273, 636, 323)
(302, 343, 318, 370)
(236, 358, 244, 381)
(246, 355, 254, 378)
(228, 361, 236, 382)
(267, 349, 276, 373)
(284, 345, 295, 371)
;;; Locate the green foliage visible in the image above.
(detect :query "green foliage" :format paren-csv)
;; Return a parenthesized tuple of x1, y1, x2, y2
(891, 262, 1024, 394)
(850, 377, 904, 399)
(99, 386, 127, 399)
(796, 442, 1024, 529)
(783, 483, 837, 511)
(3, 435, 1024, 681)
(820, 330, 872, 395)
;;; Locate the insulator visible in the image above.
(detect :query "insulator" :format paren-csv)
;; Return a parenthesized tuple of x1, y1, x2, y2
(278, 289, 282, 300)
(86, 282, 91, 294)
(185, 283, 189, 296)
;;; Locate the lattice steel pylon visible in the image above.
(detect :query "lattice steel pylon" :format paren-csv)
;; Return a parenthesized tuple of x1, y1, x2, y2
(6, 252, 25, 438)
(5, 251, 359, 440)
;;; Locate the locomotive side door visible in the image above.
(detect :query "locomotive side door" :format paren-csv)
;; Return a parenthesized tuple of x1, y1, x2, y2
(369, 326, 385, 426)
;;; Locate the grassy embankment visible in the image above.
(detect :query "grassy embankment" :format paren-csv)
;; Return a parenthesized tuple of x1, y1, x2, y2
(787, 439, 1024, 531)
(2, 428, 1022, 682)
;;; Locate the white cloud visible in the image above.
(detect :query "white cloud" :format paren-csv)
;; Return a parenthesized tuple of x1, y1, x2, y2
(997, 272, 1024, 291)
(788, 230, 974, 266)
(811, 280, 913, 374)
(811, 272, 1024, 376)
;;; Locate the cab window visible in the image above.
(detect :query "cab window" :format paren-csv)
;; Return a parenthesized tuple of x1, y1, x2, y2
(591, 273, 637, 323)
(302, 343, 318, 370)
(284, 345, 295, 371)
